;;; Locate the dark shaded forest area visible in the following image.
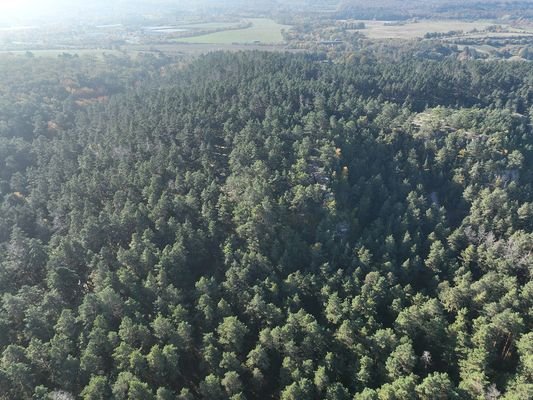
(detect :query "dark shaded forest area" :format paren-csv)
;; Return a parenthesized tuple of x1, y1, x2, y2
(0, 52, 532, 399)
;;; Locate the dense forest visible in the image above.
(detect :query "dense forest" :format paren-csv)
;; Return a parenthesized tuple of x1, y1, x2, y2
(0, 51, 532, 399)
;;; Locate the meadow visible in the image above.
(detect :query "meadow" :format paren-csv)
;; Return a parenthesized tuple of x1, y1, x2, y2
(177, 18, 291, 44)
(179, 21, 243, 30)
(0, 49, 125, 57)
(356, 20, 501, 39)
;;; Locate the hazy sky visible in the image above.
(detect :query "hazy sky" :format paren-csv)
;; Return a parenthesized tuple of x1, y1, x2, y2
(0, 0, 178, 23)
(0, 0, 228, 21)
(1, 0, 88, 20)
(0, 0, 89, 13)
(0, 0, 282, 24)
(1, 0, 46, 15)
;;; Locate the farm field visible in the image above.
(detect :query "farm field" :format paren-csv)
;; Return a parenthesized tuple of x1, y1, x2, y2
(446, 31, 533, 40)
(0, 43, 302, 59)
(124, 43, 301, 56)
(143, 21, 244, 33)
(0, 49, 125, 57)
(179, 21, 243, 30)
(177, 18, 291, 44)
(355, 20, 501, 39)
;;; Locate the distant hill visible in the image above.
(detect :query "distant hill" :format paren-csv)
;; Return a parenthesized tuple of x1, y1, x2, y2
(337, 0, 533, 20)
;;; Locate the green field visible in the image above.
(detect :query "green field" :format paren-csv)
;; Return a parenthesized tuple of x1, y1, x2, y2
(177, 18, 291, 44)
(0, 49, 125, 57)
(357, 20, 500, 39)
(179, 21, 243, 30)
